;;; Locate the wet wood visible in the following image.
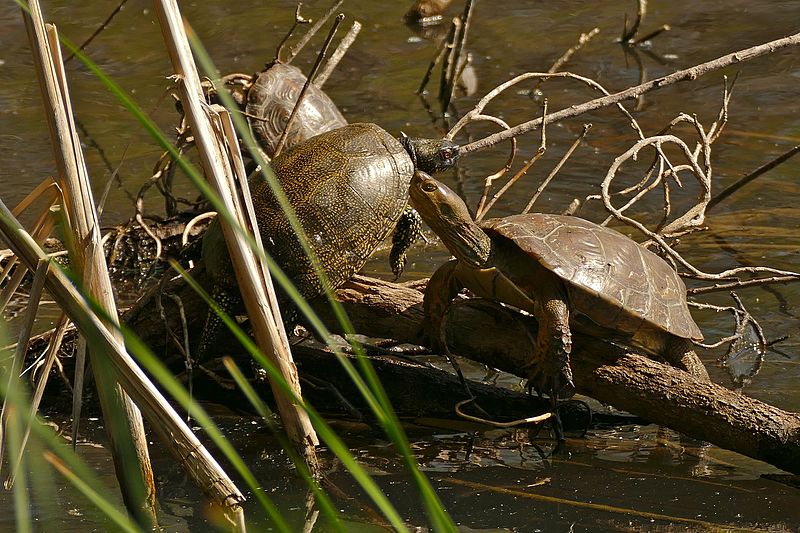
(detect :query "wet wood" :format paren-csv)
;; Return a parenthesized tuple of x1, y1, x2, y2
(317, 276, 800, 475)
(24, 266, 800, 474)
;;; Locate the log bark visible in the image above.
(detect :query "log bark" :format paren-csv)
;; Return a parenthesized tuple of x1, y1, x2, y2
(316, 276, 800, 474)
(27, 267, 800, 474)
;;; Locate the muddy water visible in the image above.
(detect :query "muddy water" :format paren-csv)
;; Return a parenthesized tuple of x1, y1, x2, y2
(1, 0, 800, 531)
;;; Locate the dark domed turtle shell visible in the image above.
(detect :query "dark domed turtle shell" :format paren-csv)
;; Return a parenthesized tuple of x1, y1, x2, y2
(246, 63, 347, 157)
(203, 122, 459, 300)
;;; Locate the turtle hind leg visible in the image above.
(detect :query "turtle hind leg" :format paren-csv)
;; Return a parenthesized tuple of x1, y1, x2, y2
(197, 284, 241, 361)
(664, 337, 710, 382)
(524, 292, 575, 400)
(524, 292, 575, 445)
(389, 206, 423, 279)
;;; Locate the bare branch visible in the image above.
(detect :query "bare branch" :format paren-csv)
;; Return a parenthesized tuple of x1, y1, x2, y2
(449, 71, 645, 146)
(708, 144, 800, 210)
(477, 102, 549, 221)
(458, 32, 800, 154)
(274, 13, 344, 158)
(315, 20, 361, 88)
(522, 124, 592, 214)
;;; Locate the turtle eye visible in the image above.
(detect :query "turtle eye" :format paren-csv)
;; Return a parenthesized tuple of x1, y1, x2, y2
(440, 148, 453, 160)
(421, 181, 438, 192)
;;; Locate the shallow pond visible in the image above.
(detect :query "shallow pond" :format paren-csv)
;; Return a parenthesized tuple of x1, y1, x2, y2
(1, 0, 800, 531)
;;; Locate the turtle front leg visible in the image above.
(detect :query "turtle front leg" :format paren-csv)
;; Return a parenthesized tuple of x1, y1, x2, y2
(389, 206, 423, 279)
(422, 259, 462, 352)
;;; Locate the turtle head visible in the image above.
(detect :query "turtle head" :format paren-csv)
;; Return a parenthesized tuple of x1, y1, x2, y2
(409, 170, 491, 267)
(399, 133, 460, 174)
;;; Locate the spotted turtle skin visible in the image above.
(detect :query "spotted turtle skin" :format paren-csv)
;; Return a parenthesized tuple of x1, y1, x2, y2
(246, 63, 347, 157)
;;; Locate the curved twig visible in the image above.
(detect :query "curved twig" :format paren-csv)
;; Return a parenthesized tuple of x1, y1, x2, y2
(471, 116, 518, 218)
(477, 100, 548, 221)
(449, 71, 644, 146)
(522, 123, 592, 215)
(455, 399, 552, 428)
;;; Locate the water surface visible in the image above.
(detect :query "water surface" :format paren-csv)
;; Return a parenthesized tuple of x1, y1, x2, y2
(1, 0, 799, 530)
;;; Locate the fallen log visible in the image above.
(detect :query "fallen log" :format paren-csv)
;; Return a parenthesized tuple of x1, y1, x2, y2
(26, 268, 800, 474)
(317, 276, 800, 475)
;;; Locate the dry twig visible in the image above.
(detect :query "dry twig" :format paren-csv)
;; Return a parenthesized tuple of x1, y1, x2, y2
(315, 20, 361, 88)
(457, 32, 800, 154)
(274, 13, 344, 158)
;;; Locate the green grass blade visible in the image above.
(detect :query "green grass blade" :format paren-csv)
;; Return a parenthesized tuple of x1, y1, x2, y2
(189, 39, 454, 529)
(117, 330, 292, 532)
(44, 451, 142, 533)
(55, 26, 453, 530)
(222, 358, 345, 533)
(176, 264, 408, 531)
(0, 325, 143, 532)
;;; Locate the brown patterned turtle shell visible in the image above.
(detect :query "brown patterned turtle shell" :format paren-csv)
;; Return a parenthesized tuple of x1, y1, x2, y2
(482, 213, 703, 343)
(203, 123, 414, 298)
(246, 63, 347, 157)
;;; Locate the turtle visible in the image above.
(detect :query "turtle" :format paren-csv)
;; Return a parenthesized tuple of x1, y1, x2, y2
(408, 170, 710, 404)
(198, 124, 459, 355)
(246, 62, 347, 157)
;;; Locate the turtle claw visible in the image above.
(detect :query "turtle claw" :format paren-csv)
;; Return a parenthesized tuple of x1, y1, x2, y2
(526, 364, 574, 446)
(525, 359, 575, 402)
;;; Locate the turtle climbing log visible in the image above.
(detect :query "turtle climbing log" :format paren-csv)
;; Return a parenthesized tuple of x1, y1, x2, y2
(408, 170, 710, 407)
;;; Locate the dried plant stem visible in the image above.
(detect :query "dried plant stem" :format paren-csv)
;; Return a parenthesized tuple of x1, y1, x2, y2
(459, 32, 800, 154)
(0, 259, 49, 472)
(440, 0, 474, 112)
(476, 102, 549, 221)
(621, 0, 646, 43)
(0, 197, 249, 527)
(449, 70, 645, 145)
(632, 25, 671, 46)
(64, 0, 129, 63)
(708, 144, 800, 210)
(21, 1, 157, 525)
(417, 29, 450, 95)
(315, 20, 361, 88)
(603, 135, 800, 283)
(154, 0, 319, 484)
(287, 0, 343, 63)
(6, 313, 70, 489)
(0, 184, 57, 311)
(274, 13, 344, 158)
(551, 28, 600, 73)
(688, 275, 800, 295)
(473, 116, 517, 218)
(455, 399, 552, 428)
